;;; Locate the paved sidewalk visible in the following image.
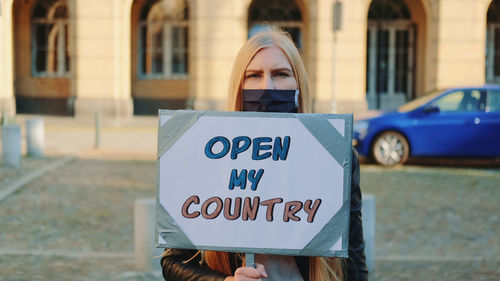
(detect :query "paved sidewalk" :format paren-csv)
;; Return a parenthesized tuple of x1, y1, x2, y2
(1, 115, 162, 281)
(1, 115, 499, 281)
(361, 164, 500, 281)
(21, 115, 157, 159)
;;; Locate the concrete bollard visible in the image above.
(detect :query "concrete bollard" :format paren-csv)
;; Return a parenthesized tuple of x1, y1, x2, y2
(362, 194, 375, 272)
(134, 198, 156, 271)
(26, 118, 45, 157)
(1, 125, 22, 168)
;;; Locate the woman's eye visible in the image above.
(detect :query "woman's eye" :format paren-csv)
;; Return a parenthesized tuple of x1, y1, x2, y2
(274, 72, 291, 77)
(245, 73, 261, 79)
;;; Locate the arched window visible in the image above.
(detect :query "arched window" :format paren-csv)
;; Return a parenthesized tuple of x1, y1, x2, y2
(248, 0, 303, 49)
(368, 0, 411, 20)
(366, 0, 415, 110)
(139, 0, 189, 79)
(32, 0, 70, 77)
(486, 0, 500, 83)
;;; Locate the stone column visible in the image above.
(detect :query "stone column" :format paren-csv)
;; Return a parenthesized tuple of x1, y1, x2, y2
(73, 0, 133, 119)
(309, 0, 335, 113)
(331, 0, 368, 115)
(434, 0, 486, 88)
(0, 1, 16, 116)
(191, 0, 247, 111)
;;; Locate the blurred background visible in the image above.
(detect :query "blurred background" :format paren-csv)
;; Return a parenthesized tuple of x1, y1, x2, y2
(3, 0, 500, 116)
(0, 0, 499, 280)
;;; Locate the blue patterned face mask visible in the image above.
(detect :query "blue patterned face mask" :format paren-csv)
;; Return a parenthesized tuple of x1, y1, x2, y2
(242, 89, 299, 113)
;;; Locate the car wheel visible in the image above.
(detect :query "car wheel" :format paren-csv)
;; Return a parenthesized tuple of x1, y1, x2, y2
(372, 131, 409, 166)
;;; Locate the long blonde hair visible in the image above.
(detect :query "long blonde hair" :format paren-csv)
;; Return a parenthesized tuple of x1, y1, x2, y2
(226, 28, 312, 113)
(204, 251, 344, 281)
(206, 28, 344, 281)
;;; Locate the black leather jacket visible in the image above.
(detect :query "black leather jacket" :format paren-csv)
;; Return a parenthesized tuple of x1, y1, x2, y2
(161, 150, 368, 281)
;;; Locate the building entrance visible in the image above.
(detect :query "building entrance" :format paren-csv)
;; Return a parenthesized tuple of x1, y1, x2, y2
(366, 21, 415, 110)
(486, 0, 500, 83)
(366, 0, 415, 110)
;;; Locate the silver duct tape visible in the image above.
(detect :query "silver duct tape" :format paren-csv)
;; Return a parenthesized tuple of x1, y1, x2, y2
(342, 149, 355, 251)
(157, 110, 204, 159)
(156, 199, 195, 249)
(299, 202, 350, 257)
(186, 246, 345, 257)
(296, 114, 349, 167)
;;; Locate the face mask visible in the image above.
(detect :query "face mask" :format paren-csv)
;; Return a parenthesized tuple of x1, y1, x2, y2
(242, 89, 299, 113)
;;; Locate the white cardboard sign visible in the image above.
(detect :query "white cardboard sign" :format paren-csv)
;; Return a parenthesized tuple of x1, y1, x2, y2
(156, 110, 353, 257)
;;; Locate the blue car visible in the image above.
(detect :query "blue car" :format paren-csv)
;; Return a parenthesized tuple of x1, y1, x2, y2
(353, 85, 500, 166)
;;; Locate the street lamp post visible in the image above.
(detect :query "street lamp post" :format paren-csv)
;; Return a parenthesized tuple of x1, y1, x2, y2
(331, 0, 343, 113)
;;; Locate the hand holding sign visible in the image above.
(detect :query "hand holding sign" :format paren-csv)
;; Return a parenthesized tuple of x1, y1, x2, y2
(228, 264, 268, 281)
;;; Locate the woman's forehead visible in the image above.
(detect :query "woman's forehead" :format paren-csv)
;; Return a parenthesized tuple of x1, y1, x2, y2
(246, 46, 292, 70)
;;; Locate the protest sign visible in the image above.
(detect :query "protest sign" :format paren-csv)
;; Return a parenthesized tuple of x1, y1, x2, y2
(156, 110, 353, 257)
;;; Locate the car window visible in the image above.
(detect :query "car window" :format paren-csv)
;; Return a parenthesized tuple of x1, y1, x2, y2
(397, 90, 442, 112)
(433, 90, 485, 112)
(487, 90, 500, 112)
(433, 91, 463, 111)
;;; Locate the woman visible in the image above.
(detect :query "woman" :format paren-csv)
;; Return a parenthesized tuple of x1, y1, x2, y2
(162, 29, 368, 281)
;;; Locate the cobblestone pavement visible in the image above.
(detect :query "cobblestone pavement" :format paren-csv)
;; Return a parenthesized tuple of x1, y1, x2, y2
(361, 165, 500, 281)
(1, 115, 499, 280)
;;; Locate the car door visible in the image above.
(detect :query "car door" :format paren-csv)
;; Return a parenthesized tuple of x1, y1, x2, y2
(410, 90, 486, 156)
(477, 90, 500, 156)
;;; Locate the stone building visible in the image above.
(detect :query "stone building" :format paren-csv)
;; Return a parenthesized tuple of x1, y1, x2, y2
(0, 0, 498, 117)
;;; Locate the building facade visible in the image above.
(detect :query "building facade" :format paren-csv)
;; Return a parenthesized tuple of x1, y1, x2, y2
(0, 0, 497, 117)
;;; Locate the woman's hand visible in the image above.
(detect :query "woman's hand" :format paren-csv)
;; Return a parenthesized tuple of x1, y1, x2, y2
(224, 264, 268, 281)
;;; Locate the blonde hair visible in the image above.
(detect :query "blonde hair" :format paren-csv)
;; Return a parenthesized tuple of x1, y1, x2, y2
(208, 28, 343, 281)
(227, 28, 312, 113)
(204, 251, 344, 281)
